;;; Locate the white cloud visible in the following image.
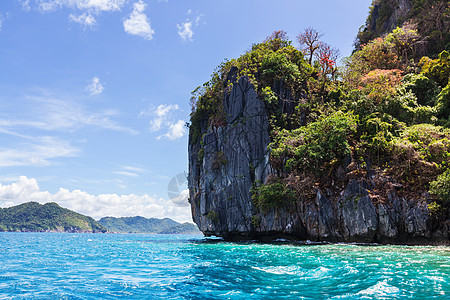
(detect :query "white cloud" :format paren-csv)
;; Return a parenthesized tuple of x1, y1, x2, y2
(0, 176, 193, 223)
(85, 76, 104, 95)
(0, 13, 9, 31)
(177, 10, 203, 42)
(122, 165, 146, 173)
(155, 104, 178, 117)
(177, 21, 193, 41)
(28, 95, 134, 133)
(113, 171, 139, 177)
(37, 0, 61, 11)
(170, 188, 189, 207)
(151, 104, 178, 131)
(123, 0, 154, 40)
(69, 12, 96, 27)
(38, 0, 126, 12)
(140, 104, 178, 132)
(20, 0, 31, 11)
(139, 104, 186, 140)
(0, 136, 79, 167)
(72, 0, 125, 12)
(139, 104, 185, 140)
(160, 119, 185, 140)
(36, 0, 125, 28)
(0, 92, 137, 135)
(113, 165, 146, 178)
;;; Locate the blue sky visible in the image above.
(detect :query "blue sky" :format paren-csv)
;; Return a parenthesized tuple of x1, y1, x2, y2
(0, 0, 372, 222)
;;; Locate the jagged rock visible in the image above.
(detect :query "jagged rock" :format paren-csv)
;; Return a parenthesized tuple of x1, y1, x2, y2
(377, 203, 399, 241)
(188, 73, 449, 245)
(189, 76, 271, 237)
(338, 180, 378, 242)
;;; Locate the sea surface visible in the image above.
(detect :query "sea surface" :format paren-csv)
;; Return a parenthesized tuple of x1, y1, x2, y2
(0, 233, 448, 299)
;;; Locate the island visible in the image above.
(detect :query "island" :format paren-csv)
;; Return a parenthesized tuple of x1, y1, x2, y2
(98, 216, 200, 234)
(0, 202, 107, 233)
(187, 0, 449, 244)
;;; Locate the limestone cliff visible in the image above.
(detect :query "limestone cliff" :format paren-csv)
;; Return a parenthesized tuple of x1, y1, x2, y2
(188, 73, 449, 244)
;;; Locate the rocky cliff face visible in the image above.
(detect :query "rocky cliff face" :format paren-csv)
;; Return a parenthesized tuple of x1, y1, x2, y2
(188, 74, 449, 244)
(368, 0, 412, 34)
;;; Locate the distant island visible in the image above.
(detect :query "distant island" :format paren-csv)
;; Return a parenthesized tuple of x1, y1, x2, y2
(98, 216, 200, 234)
(0, 202, 200, 234)
(0, 202, 107, 233)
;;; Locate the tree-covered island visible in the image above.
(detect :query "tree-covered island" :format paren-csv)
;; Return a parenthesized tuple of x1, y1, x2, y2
(187, 0, 449, 243)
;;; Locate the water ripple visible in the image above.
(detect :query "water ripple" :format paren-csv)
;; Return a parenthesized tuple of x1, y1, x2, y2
(0, 233, 448, 299)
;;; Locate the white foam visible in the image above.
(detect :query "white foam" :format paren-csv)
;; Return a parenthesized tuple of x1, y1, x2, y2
(357, 280, 400, 297)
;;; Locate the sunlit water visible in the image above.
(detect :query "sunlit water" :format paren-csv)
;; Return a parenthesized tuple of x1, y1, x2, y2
(0, 233, 448, 299)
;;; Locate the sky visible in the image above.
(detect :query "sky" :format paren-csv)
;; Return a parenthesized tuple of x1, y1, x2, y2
(0, 0, 372, 223)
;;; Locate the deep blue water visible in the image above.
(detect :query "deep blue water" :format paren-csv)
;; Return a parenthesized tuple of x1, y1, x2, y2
(0, 233, 448, 299)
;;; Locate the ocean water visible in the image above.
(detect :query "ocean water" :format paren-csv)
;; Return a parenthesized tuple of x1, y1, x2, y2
(0, 233, 448, 299)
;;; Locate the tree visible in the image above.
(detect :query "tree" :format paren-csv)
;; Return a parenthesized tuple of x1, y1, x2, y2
(315, 42, 340, 80)
(385, 23, 423, 64)
(264, 30, 290, 51)
(264, 30, 289, 42)
(297, 27, 323, 64)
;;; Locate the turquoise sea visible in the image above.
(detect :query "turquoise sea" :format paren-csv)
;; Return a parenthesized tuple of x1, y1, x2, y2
(0, 233, 448, 299)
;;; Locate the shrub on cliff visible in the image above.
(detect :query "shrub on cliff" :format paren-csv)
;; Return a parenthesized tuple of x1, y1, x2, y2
(270, 111, 358, 177)
(252, 177, 296, 211)
(430, 169, 450, 204)
(188, 33, 312, 144)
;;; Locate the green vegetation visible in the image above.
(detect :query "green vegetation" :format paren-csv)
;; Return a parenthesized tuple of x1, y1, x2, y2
(270, 111, 358, 176)
(356, 0, 449, 59)
(0, 202, 106, 233)
(252, 178, 296, 211)
(430, 169, 450, 204)
(98, 216, 200, 234)
(188, 3, 450, 213)
(189, 34, 312, 145)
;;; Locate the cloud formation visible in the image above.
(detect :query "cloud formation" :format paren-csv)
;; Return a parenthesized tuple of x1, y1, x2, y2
(160, 119, 186, 140)
(177, 10, 203, 41)
(177, 21, 193, 41)
(34, 0, 126, 28)
(123, 0, 155, 40)
(0, 136, 79, 167)
(148, 104, 178, 131)
(0, 176, 193, 222)
(69, 12, 96, 27)
(113, 165, 146, 177)
(18, 1, 162, 37)
(0, 92, 137, 134)
(38, 0, 126, 12)
(140, 104, 186, 140)
(85, 76, 104, 95)
(20, 0, 31, 11)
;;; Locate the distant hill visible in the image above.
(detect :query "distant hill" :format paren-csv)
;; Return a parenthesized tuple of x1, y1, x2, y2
(0, 202, 107, 233)
(98, 216, 200, 234)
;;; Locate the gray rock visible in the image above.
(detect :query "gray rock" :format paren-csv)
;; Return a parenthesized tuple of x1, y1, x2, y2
(338, 180, 378, 242)
(188, 72, 448, 245)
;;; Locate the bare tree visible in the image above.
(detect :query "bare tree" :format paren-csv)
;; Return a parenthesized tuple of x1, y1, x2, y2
(264, 30, 289, 42)
(297, 27, 323, 64)
(264, 30, 290, 51)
